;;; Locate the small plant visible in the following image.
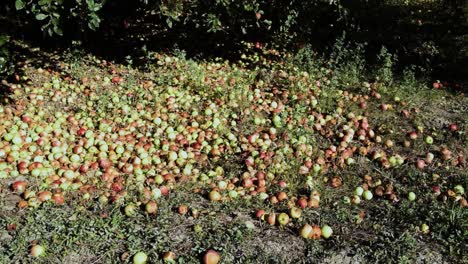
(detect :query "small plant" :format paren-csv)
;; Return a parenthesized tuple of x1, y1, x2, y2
(376, 46, 396, 85)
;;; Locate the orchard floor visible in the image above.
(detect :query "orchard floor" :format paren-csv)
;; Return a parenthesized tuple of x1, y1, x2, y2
(0, 42, 467, 263)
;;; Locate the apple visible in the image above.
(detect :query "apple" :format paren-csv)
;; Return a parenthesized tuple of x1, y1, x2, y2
(255, 209, 265, 219)
(51, 193, 65, 205)
(308, 197, 320, 208)
(425, 136, 433, 144)
(277, 191, 288, 201)
(321, 225, 333, 238)
(277, 213, 290, 226)
(363, 190, 373, 200)
(449, 123, 458, 132)
(266, 213, 276, 225)
(354, 186, 364, 196)
(311, 225, 322, 240)
(420, 224, 429, 234)
(12, 180, 27, 193)
(297, 197, 308, 209)
(133, 252, 148, 264)
(407, 192, 416, 201)
(351, 195, 361, 205)
(125, 204, 137, 217)
(299, 224, 313, 239)
(145, 201, 158, 214)
(30, 244, 45, 257)
(163, 251, 176, 262)
(342, 196, 351, 204)
(408, 131, 418, 140)
(289, 207, 302, 219)
(203, 249, 220, 264)
(178, 204, 188, 215)
(209, 190, 222, 202)
(416, 159, 426, 170)
(454, 185, 464, 195)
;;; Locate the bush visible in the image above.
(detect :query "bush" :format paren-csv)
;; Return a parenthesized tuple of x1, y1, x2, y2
(0, 35, 13, 75)
(4, 0, 467, 81)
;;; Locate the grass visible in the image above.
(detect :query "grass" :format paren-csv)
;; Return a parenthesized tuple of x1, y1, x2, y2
(0, 40, 467, 263)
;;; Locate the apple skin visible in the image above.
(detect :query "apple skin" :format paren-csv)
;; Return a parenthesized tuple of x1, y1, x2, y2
(289, 207, 302, 219)
(145, 201, 158, 214)
(209, 190, 222, 201)
(363, 190, 373, 200)
(277, 212, 290, 226)
(125, 204, 137, 217)
(163, 251, 176, 262)
(321, 225, 333, 238)
(297, 197, 308, 209)
(454, 185, 464, 195)
(425, 136, 433, 145)
(133, 252, 148, 264)
(255, 209, 266, 219)
(12, 180, 27, 193)
(299, 224, 313, 239)
(420, 224, 430, 234)
(178, 204, 188, 215)
(266, 213, 276, 226)
(203, 249, 220, 264)
(354, 186, 364, 196)
(30, 244, 45, 257)
(311, 225, 322, 240)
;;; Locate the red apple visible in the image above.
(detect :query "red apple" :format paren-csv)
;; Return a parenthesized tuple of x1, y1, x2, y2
(203, 249, 220, 264)
(12, 180, 27, 193)
(145, 201, 158, 214)
(178, 204, 188, 215)
(449, 123, 458, 132)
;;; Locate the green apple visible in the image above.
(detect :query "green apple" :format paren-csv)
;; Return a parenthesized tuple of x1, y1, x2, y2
(420, 224, 429, 234)
(454, 185, 464, 195)
(133, 252, 148, 264)
(321, 225, 333, 238)
(299, 224, 313, 239)
(289, 207, 302, 219)
(363, 190, 373, 200)
(408, 192, 416, 201)
(354, 186, 364, 196)
(425, 136, 433, 144)
(277, 212, 290, 226)
(125, 204, 137, 217)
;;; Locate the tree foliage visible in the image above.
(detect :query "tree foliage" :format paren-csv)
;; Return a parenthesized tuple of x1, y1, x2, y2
(2, 0, 467, 80)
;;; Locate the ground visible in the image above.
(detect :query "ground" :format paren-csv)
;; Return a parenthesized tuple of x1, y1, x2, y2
(0, 42, 466, 263)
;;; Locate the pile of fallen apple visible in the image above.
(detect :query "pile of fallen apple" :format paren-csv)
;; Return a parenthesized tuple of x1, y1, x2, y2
(0, 54, 466, 262)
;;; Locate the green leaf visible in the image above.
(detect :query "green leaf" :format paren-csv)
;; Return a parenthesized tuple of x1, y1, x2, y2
(0, 35, 9, 47)
(166, 18, 172, 28)
(53, 26, 63, 36)
(35, 13, 48, 20)
(15, 0, 25, 10)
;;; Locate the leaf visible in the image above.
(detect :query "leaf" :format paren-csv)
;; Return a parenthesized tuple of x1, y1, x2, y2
(166, 17, 172, 28)
(53, 26, 63, 36)
(35, 13, 48, 20)
(0, 35, 9, 47)
(15, 0, 25, 10)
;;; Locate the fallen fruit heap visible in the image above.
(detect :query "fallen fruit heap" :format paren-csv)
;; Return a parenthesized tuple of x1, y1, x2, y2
(0, 54, 466, 250)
